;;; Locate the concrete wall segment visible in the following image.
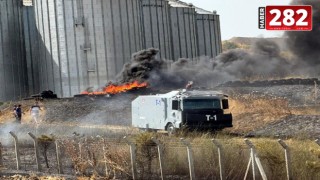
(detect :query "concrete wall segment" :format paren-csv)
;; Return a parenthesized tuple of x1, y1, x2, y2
(0, 0, 222, 99)
(0, 0, 29, 101)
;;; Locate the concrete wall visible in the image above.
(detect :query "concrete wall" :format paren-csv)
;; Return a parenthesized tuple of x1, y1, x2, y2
(23, 0, 222, 98)
(213, 14, 222, 54)
(0, 0, 222, 100)
(169, 6, 197, 60)
(24, 0, 142, 97)
(140, 0, 172, 60)
(0, 0, 28, 101)
(196, 13, 222, 58)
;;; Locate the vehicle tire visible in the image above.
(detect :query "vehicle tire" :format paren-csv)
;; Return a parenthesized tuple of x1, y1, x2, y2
(166, 123, 175, 135)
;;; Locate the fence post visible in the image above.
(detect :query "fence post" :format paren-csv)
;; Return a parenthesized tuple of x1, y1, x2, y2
(278, 139, 292, 180)
(78, 141, 82, 160)
(180, 138, 195, 180)
(101, 138, 110, 179)
(151, 137, 165, 180)
(9, 131, 21, 170)
(28, 132, 42, 172)
(244, 139, 267, 180)
(315, 139, 320, 146)
(212, 139, 225, 180)
(243, 156, 252, 180)
(124, 136, 137, 180)
(0, 142, 3, 167)
(244, 139, 257, 180)
(55, 140, 63, 174)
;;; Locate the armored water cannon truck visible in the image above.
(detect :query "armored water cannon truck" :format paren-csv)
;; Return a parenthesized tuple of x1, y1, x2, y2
(132, 90, 232, 133)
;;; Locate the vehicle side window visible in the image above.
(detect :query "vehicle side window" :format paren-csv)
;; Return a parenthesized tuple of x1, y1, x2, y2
(222, 99, 229, 109)
(172, 100, 179, 110)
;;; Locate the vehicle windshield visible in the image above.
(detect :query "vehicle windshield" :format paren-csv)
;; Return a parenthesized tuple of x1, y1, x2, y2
(183, 99, 221, 110)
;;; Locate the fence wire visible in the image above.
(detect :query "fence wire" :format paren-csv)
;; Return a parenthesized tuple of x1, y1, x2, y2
(0, 135, 319, 180)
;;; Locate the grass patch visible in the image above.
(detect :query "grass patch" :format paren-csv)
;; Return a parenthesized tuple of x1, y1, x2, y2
(3, 133, 318, 179)
(131, 133, 320, 179)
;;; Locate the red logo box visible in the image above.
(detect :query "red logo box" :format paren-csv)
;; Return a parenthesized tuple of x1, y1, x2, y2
(266, 5, 312, 31)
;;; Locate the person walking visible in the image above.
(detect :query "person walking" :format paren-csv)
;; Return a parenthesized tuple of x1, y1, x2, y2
(30, 102, 41, 124)
(15, 104, 22, 123)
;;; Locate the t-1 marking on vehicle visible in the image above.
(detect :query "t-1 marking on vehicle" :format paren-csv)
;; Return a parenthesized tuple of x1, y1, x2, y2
(206, 115, 217, 121)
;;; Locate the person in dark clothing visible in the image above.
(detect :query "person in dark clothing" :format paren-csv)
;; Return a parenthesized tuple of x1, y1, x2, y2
(15, 104, 22, 123)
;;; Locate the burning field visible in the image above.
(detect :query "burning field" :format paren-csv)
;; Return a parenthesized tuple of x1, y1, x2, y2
(80, 81, 148, 95)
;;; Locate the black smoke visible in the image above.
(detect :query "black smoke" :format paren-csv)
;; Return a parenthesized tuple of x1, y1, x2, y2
(213, 39, 291, 80)
(286, 0, 320, 75)
(116, 39, 291, 88)
(114, 0, 319, 89)
(116, 48, 164, 83)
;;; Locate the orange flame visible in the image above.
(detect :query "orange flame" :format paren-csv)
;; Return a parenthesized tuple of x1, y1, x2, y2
(81, 81, 148, 95)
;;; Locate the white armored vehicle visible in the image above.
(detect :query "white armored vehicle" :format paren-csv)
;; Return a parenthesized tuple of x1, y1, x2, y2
(132, 90, 232, 133)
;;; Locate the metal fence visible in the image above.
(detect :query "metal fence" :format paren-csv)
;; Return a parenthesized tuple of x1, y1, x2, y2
(0, 132, 319, 180)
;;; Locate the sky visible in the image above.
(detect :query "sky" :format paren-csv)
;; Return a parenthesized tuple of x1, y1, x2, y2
(184, 0, 292, 40)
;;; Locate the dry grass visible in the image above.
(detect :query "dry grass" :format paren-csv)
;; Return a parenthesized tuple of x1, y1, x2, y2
(59, 137, 132, 179)
(1, 133, 319, 179)
(225, 91, 319, 135)
(0, 101, 17, 123)
(228, 94, 292, 133)
(0, 174, 67, 180)
(129, 134, 320, 180)
(290, 106, 320, 115)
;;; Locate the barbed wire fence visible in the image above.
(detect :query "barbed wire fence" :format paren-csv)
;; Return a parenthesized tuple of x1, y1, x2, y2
(0, 132, 319, 180)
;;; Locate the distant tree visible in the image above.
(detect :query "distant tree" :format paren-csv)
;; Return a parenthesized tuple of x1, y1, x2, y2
(222, 41, 240, 52)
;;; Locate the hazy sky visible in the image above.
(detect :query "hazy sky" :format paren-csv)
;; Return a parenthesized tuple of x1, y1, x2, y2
(184, 0, 292, 40)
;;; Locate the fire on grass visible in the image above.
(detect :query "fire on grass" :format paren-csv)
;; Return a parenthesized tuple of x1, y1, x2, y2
(81, 81, 148, 95)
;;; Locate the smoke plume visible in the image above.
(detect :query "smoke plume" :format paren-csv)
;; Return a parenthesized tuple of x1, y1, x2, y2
(116, 39, 291, 88)
(286, 0, 320, 75)
(114, 0, 319, 88)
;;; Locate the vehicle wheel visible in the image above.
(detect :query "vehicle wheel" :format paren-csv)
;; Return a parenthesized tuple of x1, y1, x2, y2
(166, 123, 175, 135)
